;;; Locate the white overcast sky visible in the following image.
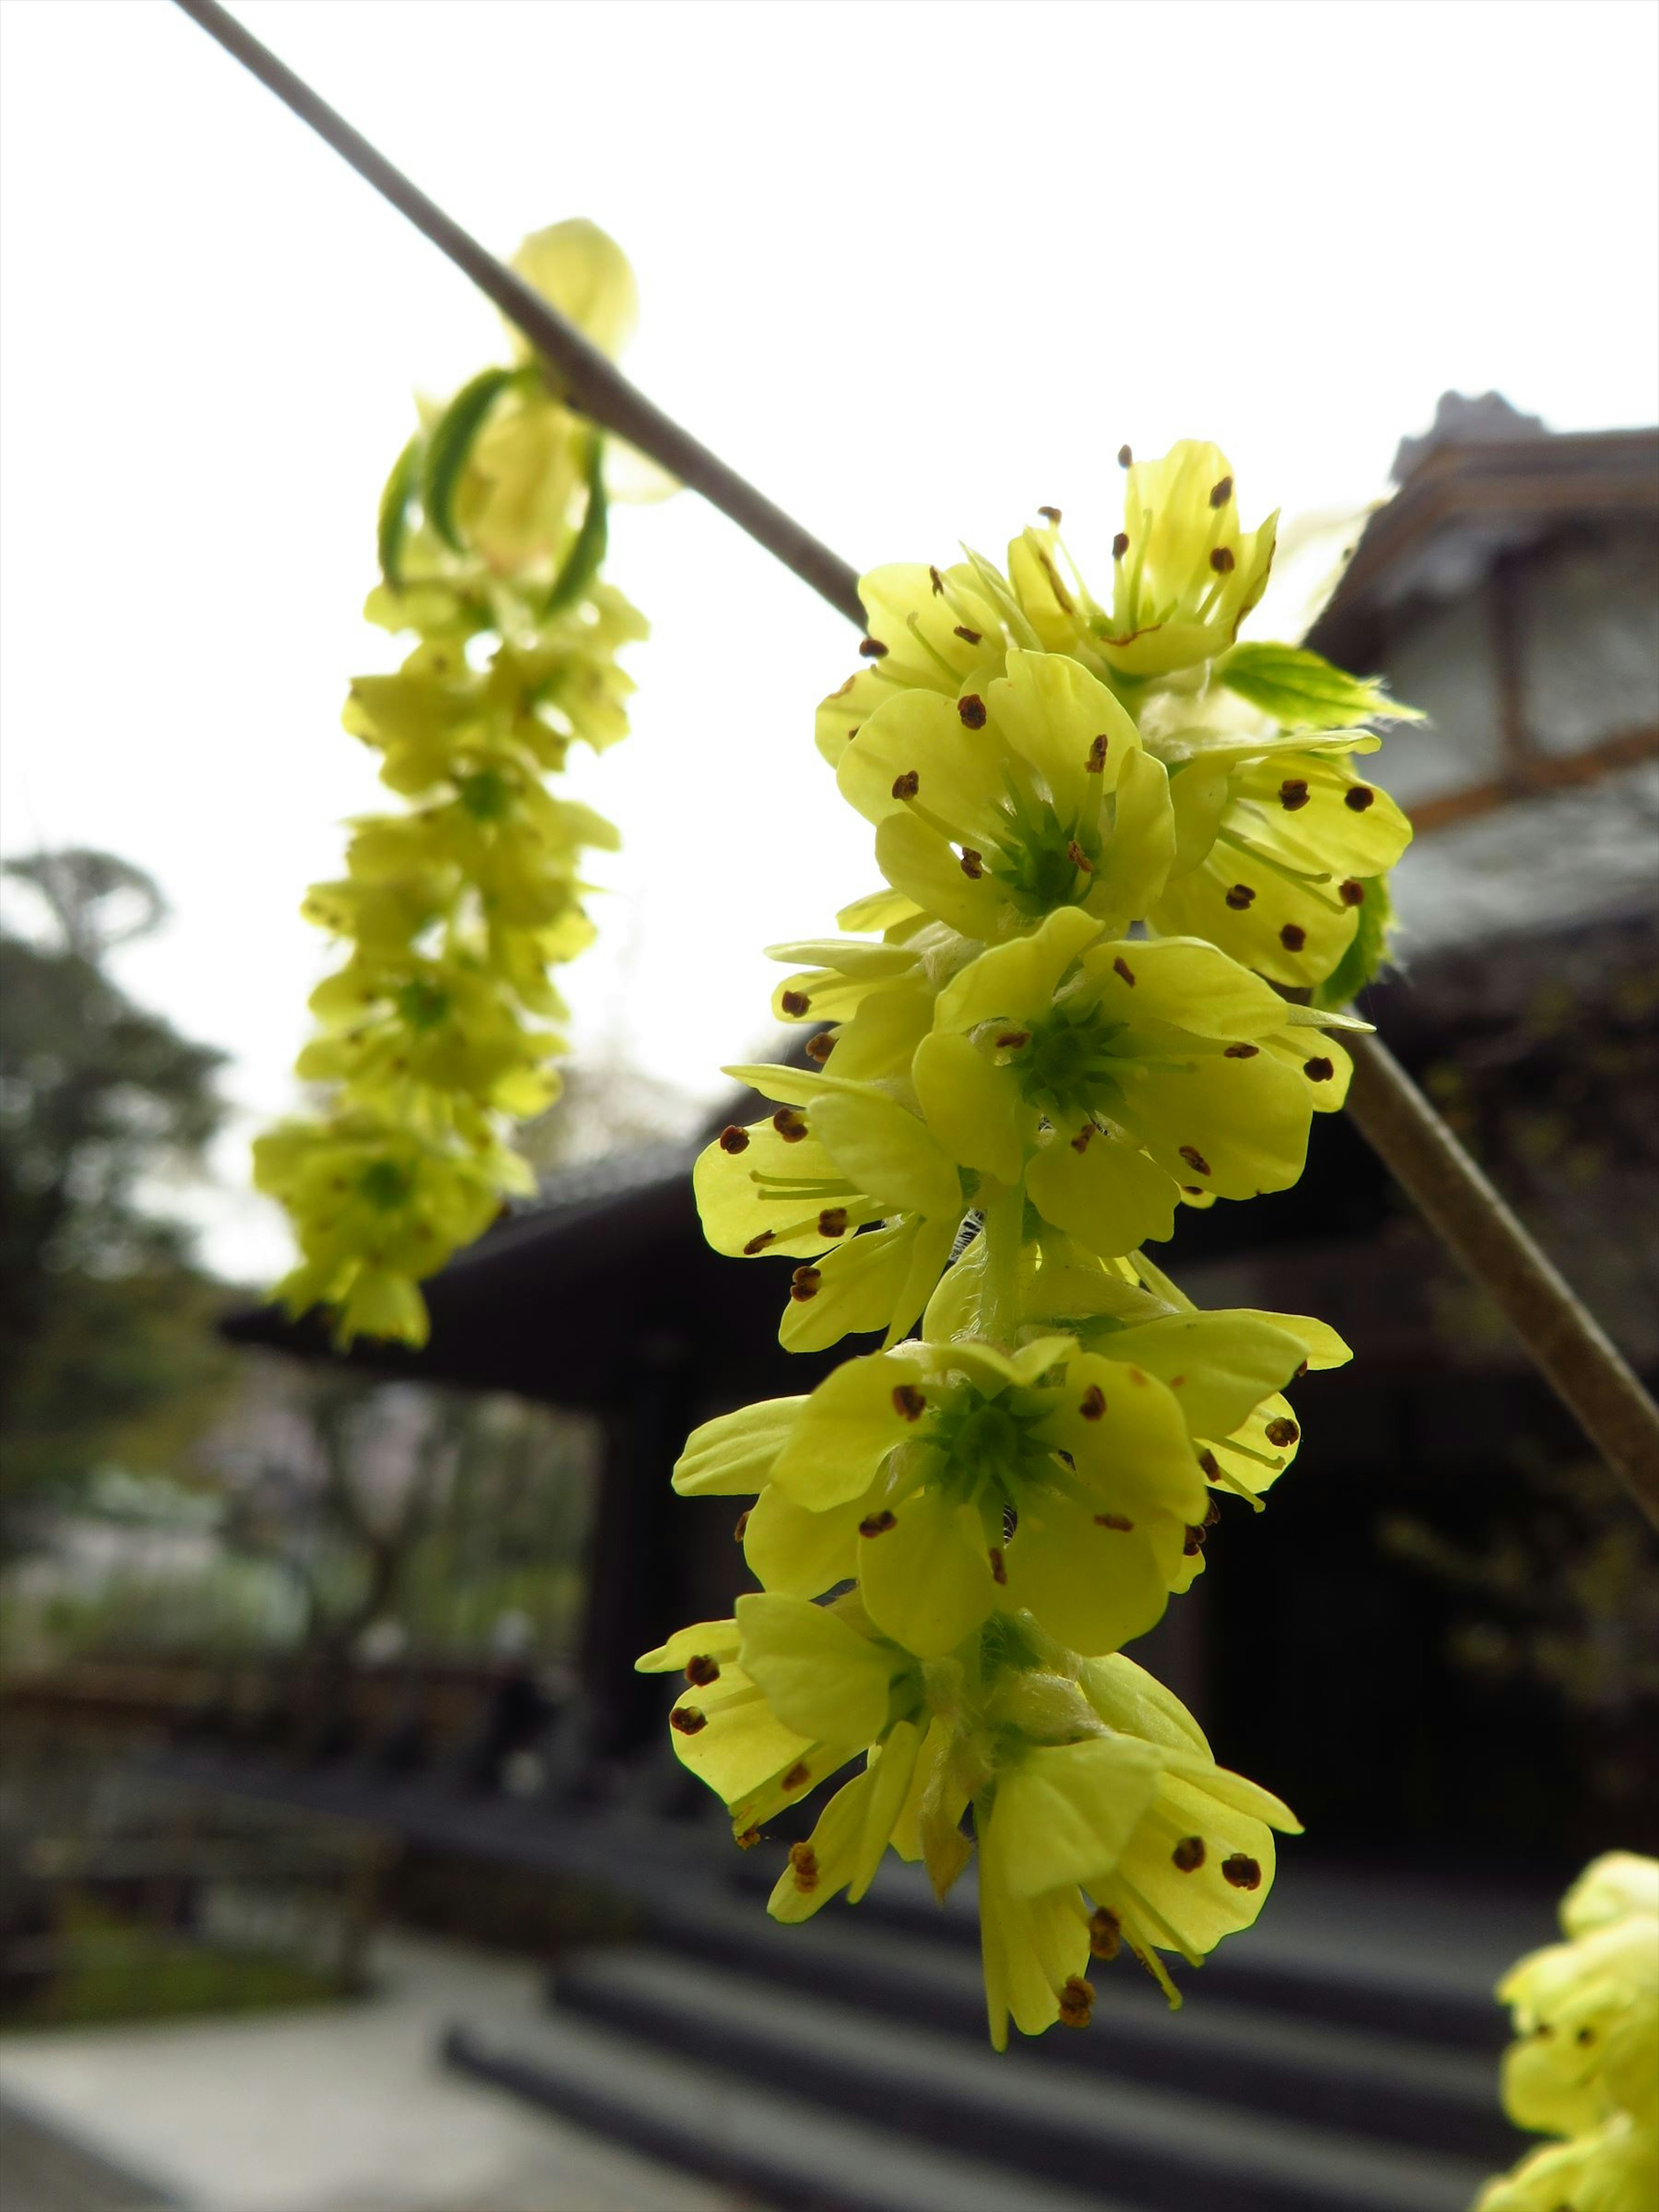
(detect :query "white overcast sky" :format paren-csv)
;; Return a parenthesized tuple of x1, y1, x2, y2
(3, 0, 1657, 1284)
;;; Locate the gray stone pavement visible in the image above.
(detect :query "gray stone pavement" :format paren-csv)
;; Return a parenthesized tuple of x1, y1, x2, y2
(0, 1931, 761, 2212)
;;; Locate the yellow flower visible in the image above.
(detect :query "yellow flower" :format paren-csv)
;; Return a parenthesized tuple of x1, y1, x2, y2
(298, 951, 564, 1118)
(837, 650, 1173, 941)
(1475, 2115, 1657, 2212)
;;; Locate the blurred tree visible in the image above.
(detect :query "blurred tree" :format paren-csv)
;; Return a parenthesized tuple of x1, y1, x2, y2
(0, 850, 237, 1551)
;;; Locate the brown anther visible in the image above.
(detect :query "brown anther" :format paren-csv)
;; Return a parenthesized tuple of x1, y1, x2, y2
(1210, 476, 1234, 508)
(1203, 1497, 1221, 1528)
(1340, 879, 1365, 907)
(788, 1842, 819, 1893)
(1088, 1907, 1122, 1960)
(1198, 1448, 1220, 1480)
(1071, 1123, 1096, 1154)
(817, 1207, 849, 1237)
(859, 636, 888, 659)
(1224, 1043, 1259, 1058)
(1294, 1359, 1309, 1380)
(772, 1107, 809, 1142)
(670, 1706, 707, 1735)
(859, 1510, 898, 1537)
(1112, 531, 1130, 560)
(1058, 1974, 1095, 2028)
(1222, 1853, 1262, 1891)
(743, 1230, 776, 1255)
(1303, 1056, 1335, 1083)
(1279, 778, 1310, 810)
(1066, 839, 1094, 873)
(988, 1547, 1007, 1585)
(995, 1030, 1031, 1050)
(891, 769, 920, 800)
(1279, 923, 1307, 951)
(1576, 2025, 1597, 2047)
(1038, 505, 1062, 524)
(957, 694, 988, 729)
(1345, 785, 1376, 812)
(892, 1384, 927, 1421)
(782, 1762, 811, 1791)
(790, 1266, 822, 1301)
(1113, 956, 1135, 986)
(1265, 1417, 1300, 1447)
(1094, 1512, 1134, 1532)
(1079, 1384, 1107, 1421)
(929, 565, 944, 595)
(954, 624, 983, 645)
(734, 1827, 762, 1850)
(1183, 1525, 1208, 1556)
(960, 847, 984, 878)
(1210, 546, 1236, 574)
(1087, 733, 1110, 771)
(805, 1032, 836, 1062)
(1117, 444, 1133, 467)
(1224, 883, 1256, 909)
(718, 1124, 750, 1154)
(684, 1654, 721, 1688)
(733, 1510, 750, 1541)
(780, 989, 811, 1017)
(1179, 1144, 1212, 1176)
(1172, 1835, 1207, 1872)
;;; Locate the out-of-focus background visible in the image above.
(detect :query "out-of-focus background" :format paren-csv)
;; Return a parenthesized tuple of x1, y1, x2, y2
(1, 4, 1656, 2209)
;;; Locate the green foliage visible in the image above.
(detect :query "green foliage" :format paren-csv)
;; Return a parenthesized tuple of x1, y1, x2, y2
(1215, 640, 1421, 729)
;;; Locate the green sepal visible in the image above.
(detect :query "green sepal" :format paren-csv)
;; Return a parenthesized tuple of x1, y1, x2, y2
(544, 436, 609, 617)
(421, 365, 535, 552)
(376, 430, 424, 588)
(1312, 874, 1394, 1008)
(1216, 642, 1422, 730)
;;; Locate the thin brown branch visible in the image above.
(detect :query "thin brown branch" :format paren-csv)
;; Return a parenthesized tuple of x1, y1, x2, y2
(169, 0, 1659, 1532)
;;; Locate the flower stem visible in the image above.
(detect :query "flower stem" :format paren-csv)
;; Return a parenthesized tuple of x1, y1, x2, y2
(976, 1179, 1025, 1350)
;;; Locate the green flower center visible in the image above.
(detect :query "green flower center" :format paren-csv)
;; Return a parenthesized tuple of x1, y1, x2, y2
(928, 1385, 1054, 1513)
(396, 981, 451, 1030)
(358, 1160, 414, 1211)
(1014, 1001, 1128, 1125)
(458, 769, 513, 820)
(988, 783, 1100, 918)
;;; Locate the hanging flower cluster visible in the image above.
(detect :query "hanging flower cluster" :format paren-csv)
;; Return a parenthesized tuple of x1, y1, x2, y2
(643, 444, 1420, 2047)
(256, 222, 648, 1347)
(1475, 1853, 1658, 2212)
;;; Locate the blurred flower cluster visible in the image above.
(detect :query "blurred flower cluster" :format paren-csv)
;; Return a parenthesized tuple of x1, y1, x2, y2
(256, 222, 647, 1345)
(645, 446, 1419, 2045)
(1476, 1852, 1658, 2212)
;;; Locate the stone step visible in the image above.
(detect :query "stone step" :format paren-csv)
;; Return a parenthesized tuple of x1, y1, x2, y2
(637, 1882, 1519, 2165)
(444, 2011, 1128, 2212)
(546, 1946, 1497, 2212)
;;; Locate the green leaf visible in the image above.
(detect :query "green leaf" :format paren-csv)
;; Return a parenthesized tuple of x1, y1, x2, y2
(375, 431, 423, 588)
(544, 436, 609, 617)
(1216, 642, 1422, 730)
(420, 365, 529, 553)
(1312, 874, 1394, 1008)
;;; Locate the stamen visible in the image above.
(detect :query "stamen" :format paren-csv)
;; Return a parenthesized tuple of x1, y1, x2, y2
(1113, 957, 1135, 986)
(735, 1827, 762, 1850)
(1203, 1498, 1221, 1528)
(788, 1842, 819, 1893)
(817, 1207, 849, 1236)
(960, 848, 984, 878)
(1112, 533, 1129, 561)
(1340, 879, 1365, 906)
(1280, 923, 1307, 951)
(1209, 547, 1235, 574)
(1279, 779, 1310, 810)
(781, 1762, 812, 1791)
(780, 990, 811, 1017)
(859, 636, 888, 659)
(995, 1030, 1030, 1050)
(1265, 1417, 1300, 1446)
(892, 1384, 927, 1421)
(988, 1547, 1007, 1585)
(1303, 1057, 1335, 1082)
(772, 1107, 809, 1142)
(859, 1510, 898, 1536)
(1117, 445, 1133, 467)
(684, 1655, 721, 1687)
(805, 1032, 836, 1062)
(1071, 1124, 1095, 1154)
(1089, 1907, 1122, 1959)
(954, 624, 983, 645)
(1079, 1385, 1107, 1421)
(1223, 1043, 1259, 1058)
(891, 769, 920, 800)
(1087, 733, 1109, 771)
(1094, 1512, 1134, 1531)
(1038, 505, 1062, 524)
(1221, 1853, 1262, 1891)
(1058, 1975, 1095, 2028)
(1171, 1836, 1206, 1872)
(929, 566, 944, 595)
(670, 1707, 707, 1735)
(1179, 1145, 1212, 1176)
(1224, 884, 1255, 909)
(1183, 1525, 1208, 1556)
(957, 694, 988, 729)
(1067, 840, 1093, 873)
(790, 1265, 822, 1301)
(1209, 477, 1233, 508)
(733, 1510, 750, 1541)
(1345, 785, 1375, 812)
(718, 1125, 750, 1154)
(743, 1230, 776, 1254)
